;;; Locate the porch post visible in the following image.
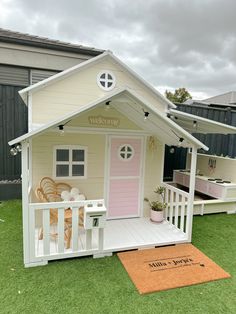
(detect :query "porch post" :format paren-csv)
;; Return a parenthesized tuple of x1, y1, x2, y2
(21, 141, 30, 265)
(186, 146, 197, 242)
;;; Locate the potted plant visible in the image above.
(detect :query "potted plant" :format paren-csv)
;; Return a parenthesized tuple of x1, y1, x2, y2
(144, 186, 167, 223)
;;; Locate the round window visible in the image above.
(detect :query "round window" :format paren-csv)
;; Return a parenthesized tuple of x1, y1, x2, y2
(97, 71, 116, 91)
(118, 144, 134, 161)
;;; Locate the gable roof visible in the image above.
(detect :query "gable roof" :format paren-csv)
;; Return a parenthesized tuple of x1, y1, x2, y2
(18, 51, 176, 109)
(204, 91, 236, 105)
(0, 28, 104, 56)
(9, 87, 207, 150)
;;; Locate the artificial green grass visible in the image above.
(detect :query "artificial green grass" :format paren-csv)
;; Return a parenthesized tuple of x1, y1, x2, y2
(0, 200, 236, 314)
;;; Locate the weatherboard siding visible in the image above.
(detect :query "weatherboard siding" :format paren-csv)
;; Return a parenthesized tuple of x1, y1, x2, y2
(31, 58, 167, 126)
(32, 133, 105, 200)
(61, 107, 141, 130)
(0, 42, 92, 71)
(31, 131, 163, 217)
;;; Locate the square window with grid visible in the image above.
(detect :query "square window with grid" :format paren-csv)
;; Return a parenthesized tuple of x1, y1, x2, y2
(54, 146, 87, 179)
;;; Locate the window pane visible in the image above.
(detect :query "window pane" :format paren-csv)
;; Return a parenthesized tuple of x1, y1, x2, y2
(108, 74, 112, 80)
(72, 165, 84, 176)
(100, 81, 106, 87)
(56, 149, 69, 161)
(100, 73, 106, 79)
(127, 146, 132, 152)
(108, 82, 112, 88)
(56, 165, 69, 177)
(73, 149, 84, 161)
(120, 153, 125, 159)
(127, 153, 132, 159)
(120, 146, 126, 152)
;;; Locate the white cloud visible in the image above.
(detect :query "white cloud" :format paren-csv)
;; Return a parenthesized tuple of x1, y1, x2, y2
(0, 0, 236, 99)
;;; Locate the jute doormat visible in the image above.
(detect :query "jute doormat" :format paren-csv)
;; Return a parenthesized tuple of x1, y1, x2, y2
(117, 244, 230, 294)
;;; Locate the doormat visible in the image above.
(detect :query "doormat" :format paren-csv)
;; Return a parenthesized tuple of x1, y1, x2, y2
(117, 244, 230, 294)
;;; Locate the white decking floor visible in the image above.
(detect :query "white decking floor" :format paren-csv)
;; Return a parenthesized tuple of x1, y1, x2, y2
(35, 218, 187, 257)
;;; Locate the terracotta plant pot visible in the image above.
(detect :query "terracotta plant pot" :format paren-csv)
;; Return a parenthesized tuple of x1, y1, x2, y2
(150, 209, 164, 223)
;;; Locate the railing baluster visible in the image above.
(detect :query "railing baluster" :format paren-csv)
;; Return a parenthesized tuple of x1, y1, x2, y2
(175, 193, 179, 228)
(43, 209, 50, 255)
(30, 199, 105, 259)
(29, 207, 35, 260)
(162, 183, 189, 234)
(164, 188, 169, 220)
(180, 196, 186, 232)
(170, 189, 173, 224)
(86, 229, 92, 250)
(72, 207, 79, 252)
(58, 208, 65, 253)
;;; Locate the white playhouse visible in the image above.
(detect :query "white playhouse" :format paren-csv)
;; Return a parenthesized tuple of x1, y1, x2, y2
(9, 51, 236, 267)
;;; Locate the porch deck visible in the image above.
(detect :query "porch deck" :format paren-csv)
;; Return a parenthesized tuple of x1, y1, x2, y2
(35, 218, 187, 258)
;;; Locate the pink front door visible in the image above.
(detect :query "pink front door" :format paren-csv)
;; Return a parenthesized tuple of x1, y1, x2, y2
(107, 137, 143, 219)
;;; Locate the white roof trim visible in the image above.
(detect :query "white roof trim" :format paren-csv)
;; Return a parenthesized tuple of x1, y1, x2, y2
(9, 87, 126, 145)
(122, 90, 208, 150)
(19, 50, 175, 109)
(9, 88, 206, 150)
(170, 109, 236, 134)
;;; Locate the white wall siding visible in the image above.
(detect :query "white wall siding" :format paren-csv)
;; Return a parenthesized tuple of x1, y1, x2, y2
(31, 58, 167, 125)
(32, 133, 106, 199)
(32, 131, 163, 217)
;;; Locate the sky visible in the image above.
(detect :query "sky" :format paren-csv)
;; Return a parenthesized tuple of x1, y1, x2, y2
(0, 0, 236, 100)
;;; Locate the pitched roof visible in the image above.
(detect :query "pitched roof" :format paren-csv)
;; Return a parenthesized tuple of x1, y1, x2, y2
(204, 91, 236, 105)
(19, 50, 176, 109)
(170, 109, 236, 134)
(0, 28, 104, 56)
(9, 87, 208, 150)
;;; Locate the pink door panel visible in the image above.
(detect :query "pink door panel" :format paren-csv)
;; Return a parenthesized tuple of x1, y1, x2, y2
(110, 138, 141, 177)
(109, 179, 140, 217)
(108, 138, 142, 218)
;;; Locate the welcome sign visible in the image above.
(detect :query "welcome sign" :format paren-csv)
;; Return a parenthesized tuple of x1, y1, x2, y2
(88, 115, 120, 127)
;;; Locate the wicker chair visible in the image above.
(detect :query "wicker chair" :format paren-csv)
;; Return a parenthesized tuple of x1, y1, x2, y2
(36, 177, 84, 249)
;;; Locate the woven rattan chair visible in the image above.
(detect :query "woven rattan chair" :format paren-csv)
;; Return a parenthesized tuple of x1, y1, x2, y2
(36, 177, 84, 249)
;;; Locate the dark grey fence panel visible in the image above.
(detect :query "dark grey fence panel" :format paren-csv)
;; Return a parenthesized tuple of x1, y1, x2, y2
(163, 146, 187, 181)
(176, 103, 236, 158)
(0, 84, 28, 180)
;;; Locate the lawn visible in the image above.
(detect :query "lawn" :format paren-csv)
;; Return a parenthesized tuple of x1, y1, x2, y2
(0, 200, 236, 314)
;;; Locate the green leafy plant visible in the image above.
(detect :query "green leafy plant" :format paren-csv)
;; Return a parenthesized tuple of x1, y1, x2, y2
(144, 186, 167, 211)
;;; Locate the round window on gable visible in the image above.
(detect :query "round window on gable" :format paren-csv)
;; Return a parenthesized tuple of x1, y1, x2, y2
(97, 71, 116, 91)
(118, 144, 134, 161)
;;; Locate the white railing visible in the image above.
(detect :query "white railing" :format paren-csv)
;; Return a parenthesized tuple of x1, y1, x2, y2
(162, 183, 190, 234)
(28, 199, 106, 263)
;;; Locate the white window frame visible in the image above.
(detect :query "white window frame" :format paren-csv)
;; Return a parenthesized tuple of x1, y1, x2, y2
(53, 145, 87, 179)
(97, 70, 116, 91)
(118, 144, 134, 161)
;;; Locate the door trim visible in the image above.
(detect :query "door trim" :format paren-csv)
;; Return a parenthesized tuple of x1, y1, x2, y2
(105, 135, 145, 219)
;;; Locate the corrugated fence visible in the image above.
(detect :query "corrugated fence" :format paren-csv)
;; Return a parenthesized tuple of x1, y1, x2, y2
(176, 103, 236, 158)
(0, 84, 28, 180)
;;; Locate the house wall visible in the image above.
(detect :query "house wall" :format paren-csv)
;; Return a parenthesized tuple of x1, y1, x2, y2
(32, 131, 164, 217)
(187, 153, 236, 182)
(69, 106, 142, 130)
(0, 42, 93, 71)
(32, 132, 105, 200)
(31, 57, 168, 128)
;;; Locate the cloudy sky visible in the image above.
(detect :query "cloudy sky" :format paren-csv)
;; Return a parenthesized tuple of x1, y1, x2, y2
(0, 0, 236, 99)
